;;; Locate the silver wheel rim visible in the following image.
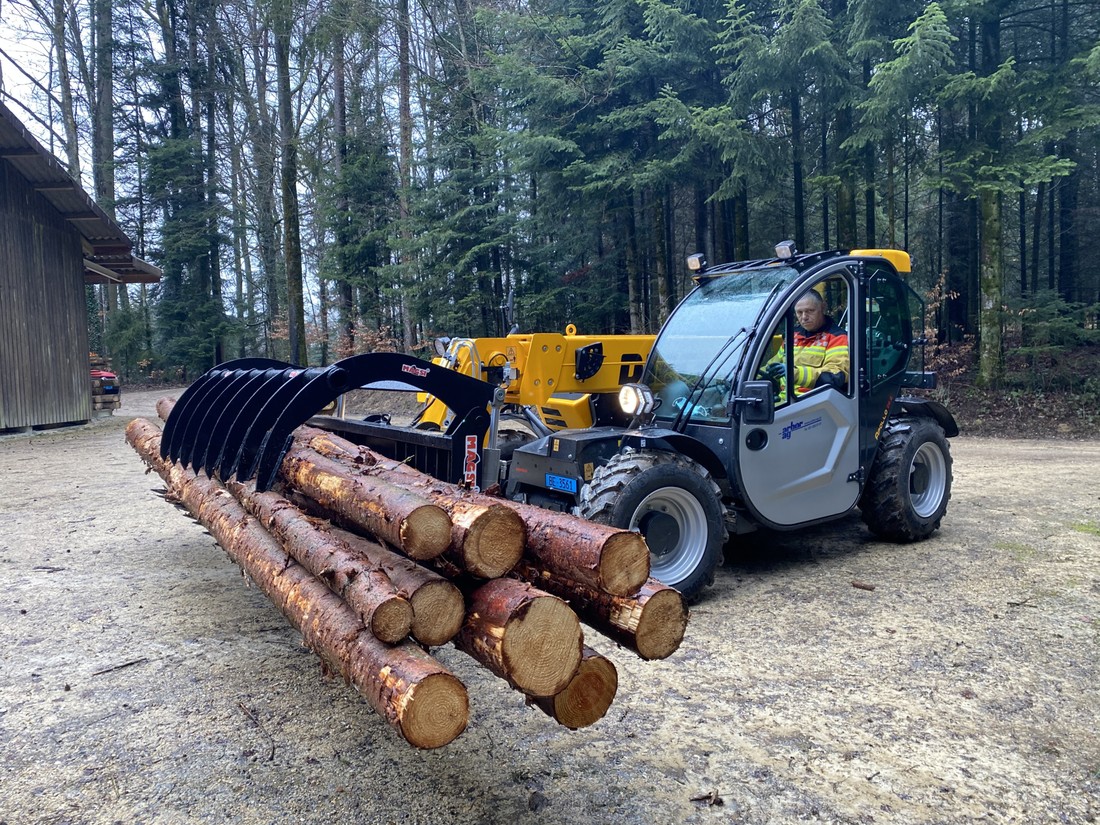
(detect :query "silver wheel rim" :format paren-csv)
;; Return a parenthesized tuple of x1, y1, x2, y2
(630, 486, 708, 584)
(909, 442, 947, 518)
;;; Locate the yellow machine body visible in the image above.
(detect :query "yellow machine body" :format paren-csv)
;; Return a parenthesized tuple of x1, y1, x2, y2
(417, 325, 655, 432)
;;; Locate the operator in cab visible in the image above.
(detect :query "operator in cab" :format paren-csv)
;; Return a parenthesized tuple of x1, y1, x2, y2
(762, 288, 849, 398)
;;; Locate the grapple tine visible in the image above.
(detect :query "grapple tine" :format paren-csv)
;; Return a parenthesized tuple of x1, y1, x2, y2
(251, 352, 497, 491)
(160, 370, 218, 461)
(224, 368, 326, 483)
(179, 371, 254, 472)
(213, 369, 293, 480)
(164, 371, 229, 463)
(177, 370, 256, 471)
(200, 370, 277, 478)
(252, 367, 352, 491)
(160, 358, 287, 462)
(187, 369, 264, 474)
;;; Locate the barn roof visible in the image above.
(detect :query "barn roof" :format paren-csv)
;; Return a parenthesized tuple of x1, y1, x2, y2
(0, 100, 161, 285)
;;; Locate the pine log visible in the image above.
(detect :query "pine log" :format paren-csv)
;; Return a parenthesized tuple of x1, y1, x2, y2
(533, 646, 618, 730)
(126, 418, 468, 749)
(455, 577, 583, 698)
(155, 396, 176, 421)
(298, 428, 649, 596)
(222, 479, 413, 644)
(326, 526, 465, 647)
(278, 445, 452, 560)
(289, 430, 525, 578)
(440, 499, 524, 579)
(512, 561, 687, 661)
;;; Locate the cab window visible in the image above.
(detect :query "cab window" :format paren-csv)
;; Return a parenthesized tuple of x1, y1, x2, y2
(755, 276, 851, 406)
(867, 268, 913, 387)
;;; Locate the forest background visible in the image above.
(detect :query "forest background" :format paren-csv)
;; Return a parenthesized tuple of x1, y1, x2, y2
(1, 0, 1098, 433)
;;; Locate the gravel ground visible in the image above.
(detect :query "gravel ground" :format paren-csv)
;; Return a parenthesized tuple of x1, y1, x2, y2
(1, 388, 1098, 825)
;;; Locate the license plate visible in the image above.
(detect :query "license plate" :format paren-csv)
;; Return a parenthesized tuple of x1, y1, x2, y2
(545, 473, 578, 494)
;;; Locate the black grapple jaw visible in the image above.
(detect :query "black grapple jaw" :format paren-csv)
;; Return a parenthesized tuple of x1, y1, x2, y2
(160, 352, 496, 492)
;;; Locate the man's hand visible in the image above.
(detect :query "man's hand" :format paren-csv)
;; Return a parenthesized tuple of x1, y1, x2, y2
(762, 362, 786, 381)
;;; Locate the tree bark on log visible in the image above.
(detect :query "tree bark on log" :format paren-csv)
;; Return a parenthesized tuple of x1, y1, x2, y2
(155, 396, 177, 421)
(326, 526, 465, 647)
(291, 430, 525, 578)
(156, 399, 518, 577)
(512, 561, 687, 661)
(533, 646, 618, 730)
(298, 428, 649, 596)
(455, 577, 583, 698)
(279, 445, 452, 561)
(441, 499, 524, 579)
(126, 418, 468, 749)
(222, 479, 413, 644)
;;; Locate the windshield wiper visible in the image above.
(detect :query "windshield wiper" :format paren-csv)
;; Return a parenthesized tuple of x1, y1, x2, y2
(670, 327, 749, 432)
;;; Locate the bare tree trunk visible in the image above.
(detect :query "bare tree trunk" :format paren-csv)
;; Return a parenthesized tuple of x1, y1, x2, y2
(654, 187, 671, 325)
(862, 58, 876, 246)
(275, 0, 307, 366)
(1031, 180, 1044, 295)
(625, 199, 643, 333)
(978, 191, 1003, 388)
(397, 0, 416, 352)
(977, 11, 1004, 388)
(333, 36, 355, 357)
(50, 0, 81, 178)
(790, 89, 805, 252)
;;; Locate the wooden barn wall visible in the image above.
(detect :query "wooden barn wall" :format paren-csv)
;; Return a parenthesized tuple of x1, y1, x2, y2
(0, 160, 92, 429)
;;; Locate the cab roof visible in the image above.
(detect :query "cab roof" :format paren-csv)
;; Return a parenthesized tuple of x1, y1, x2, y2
(691, 248, 911, 283)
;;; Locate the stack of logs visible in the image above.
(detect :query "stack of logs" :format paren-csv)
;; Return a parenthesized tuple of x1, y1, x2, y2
(90, 353, 121, 413)
(126, 401, 688, 750)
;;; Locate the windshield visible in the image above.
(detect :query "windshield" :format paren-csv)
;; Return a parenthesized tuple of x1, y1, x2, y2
(645, 266, 800, 424)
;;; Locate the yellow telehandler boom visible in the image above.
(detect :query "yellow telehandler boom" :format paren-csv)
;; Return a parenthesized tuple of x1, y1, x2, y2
(414, 325, 655, 433)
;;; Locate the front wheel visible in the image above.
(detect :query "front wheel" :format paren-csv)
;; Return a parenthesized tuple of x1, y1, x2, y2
(579, 449, 726, 601)
(860, 416, 952, 541)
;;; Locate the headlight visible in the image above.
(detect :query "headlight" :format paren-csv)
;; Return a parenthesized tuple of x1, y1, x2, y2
(619, 383, 655, 416)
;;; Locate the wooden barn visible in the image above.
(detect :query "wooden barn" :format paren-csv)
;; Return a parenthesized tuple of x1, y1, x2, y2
(0, 100, 160, 432)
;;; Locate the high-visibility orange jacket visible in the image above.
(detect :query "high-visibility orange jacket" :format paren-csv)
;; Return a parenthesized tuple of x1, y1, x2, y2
(790, 318, 849, 393)
(767, 317, 849, 397)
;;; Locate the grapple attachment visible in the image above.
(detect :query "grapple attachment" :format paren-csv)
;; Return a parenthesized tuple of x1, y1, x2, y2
(160, 353, 497, 491)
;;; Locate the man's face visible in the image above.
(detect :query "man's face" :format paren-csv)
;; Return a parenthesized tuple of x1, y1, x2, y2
(795, 297, 825, 333)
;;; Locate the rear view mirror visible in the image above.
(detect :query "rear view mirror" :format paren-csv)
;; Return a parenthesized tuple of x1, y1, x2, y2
(731, 380, 775, 425)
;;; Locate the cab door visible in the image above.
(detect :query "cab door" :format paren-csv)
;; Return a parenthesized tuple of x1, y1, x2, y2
(735, 267, 863, 527)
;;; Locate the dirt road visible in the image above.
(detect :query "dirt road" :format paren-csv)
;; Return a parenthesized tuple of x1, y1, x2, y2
(1, 389, 1097, 824)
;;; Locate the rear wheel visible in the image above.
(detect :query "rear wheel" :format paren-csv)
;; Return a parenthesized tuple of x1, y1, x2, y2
(579, 449, 726, 601)
(860, 416, 952, 541)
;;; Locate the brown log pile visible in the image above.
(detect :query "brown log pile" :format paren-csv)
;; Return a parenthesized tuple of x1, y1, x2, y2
(128, 401, 690, 749)
(126, 419, 468, 749)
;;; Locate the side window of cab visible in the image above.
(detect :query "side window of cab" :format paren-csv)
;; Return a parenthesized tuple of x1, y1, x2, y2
(867, 267, 912, 387)
(755, 276, 851, 406)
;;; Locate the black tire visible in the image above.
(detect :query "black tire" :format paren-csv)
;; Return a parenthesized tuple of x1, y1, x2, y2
(496, 428, 534, 461)
(860, 416, 952, 541)
(579, 449, 726, 601)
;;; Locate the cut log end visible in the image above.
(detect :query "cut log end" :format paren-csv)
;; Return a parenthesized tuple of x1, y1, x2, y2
(400, 672, 470, 749)
(503, 596, 583, 697)
(538, 649, 618, 730)
(400, 505, 453, 560)
(633, 587, 689, 661)
(409, 580, 465, 646)
(462, 504, 525, 578)
(599, 532, 651, 597)
(370, 597, 415, 645)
